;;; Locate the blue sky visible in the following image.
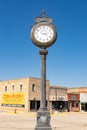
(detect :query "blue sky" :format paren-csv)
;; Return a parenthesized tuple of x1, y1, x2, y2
(0, 0, 87, 87)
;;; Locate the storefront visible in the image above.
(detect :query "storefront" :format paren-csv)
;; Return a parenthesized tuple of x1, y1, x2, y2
(80, 93, 87, 111)
(52, 101, 68, 111)
(49, 86, 68, 111)
(68, 93, 80, 112)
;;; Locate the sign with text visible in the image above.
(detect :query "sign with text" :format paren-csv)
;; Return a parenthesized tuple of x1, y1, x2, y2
(80, 93, 87, 103)
(2, 92, 25, 105)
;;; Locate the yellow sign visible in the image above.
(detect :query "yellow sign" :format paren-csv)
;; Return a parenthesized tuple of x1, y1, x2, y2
(2, 92, 25, 105)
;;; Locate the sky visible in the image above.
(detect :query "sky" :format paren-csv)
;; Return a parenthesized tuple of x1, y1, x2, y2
(0, 0, 87, 88)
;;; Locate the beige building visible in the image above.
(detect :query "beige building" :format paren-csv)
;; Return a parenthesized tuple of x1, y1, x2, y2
(1, 77, 87, 112)
(68, 87, 87, 93)
(0, 77, 50, 112)
(49, 86, 68, 111)
(0, 77, 68, 112)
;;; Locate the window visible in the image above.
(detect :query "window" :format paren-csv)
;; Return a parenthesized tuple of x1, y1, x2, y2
(12, 85, 14, 91)
(4, 86, 7, 92)
(72, 102, 74, 107)
(72, 95, 76, 100)
(81, 103, 85, 110)
(19, 84, 22, 91)
(32, 84, 35, 92)
(76, 102, 79, 107)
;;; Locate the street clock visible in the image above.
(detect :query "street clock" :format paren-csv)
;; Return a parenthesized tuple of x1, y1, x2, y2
(31, 10, 57, 48)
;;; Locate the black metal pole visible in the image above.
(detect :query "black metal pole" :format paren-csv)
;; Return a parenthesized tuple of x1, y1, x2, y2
(35, 49, 52, 130)
(39, 49, 48, 110)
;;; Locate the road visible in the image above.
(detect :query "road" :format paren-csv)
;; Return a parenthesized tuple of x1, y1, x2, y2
(0, 111, 87, 130)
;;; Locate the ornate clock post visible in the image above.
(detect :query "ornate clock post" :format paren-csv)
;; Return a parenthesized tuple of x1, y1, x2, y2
(30, 10, 57, 130)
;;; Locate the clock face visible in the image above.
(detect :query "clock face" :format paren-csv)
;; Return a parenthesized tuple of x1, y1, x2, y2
(34, 25, 54, 43)
(31, 22, 57, 48)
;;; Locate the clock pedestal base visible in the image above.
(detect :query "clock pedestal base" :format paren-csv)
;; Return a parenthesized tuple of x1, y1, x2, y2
(35, 126, 52, 130)
(35, 109, 52, 130)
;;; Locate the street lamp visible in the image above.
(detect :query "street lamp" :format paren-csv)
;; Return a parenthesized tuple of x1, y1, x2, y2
(30, 10, 57, 130)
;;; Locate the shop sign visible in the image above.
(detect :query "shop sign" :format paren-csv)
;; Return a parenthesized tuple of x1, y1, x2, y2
(80, 93, 87, 103)
(1, 92, 25, 105)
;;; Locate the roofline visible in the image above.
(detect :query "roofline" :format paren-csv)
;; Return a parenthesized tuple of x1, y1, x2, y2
(50, 86, 67, 89)
(68, 87, 87, 89)
(29, 77, 50, 81)
(0, 76, 50, 82)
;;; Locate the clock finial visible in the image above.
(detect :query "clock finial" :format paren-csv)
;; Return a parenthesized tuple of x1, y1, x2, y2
(35, 10, 53, 24)
(40, 9, 48, 17)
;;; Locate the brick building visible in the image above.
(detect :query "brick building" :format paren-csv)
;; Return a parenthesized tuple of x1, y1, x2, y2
(1, 77, 86, 112)
(68, 87, 87, 112)
(0, 77, 50, 112)
(68, 93, 80, 112)
(0, 77, 68, 112)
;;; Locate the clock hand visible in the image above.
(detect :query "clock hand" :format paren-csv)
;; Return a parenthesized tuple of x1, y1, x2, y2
(41, 33, 47, 35)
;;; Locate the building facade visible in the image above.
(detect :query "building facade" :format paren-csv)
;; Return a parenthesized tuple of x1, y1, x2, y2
(1, 77, 87, 112)
(68, 87, 87, 112)
(80, 93, 87, 111)
(0, 77, 50, 112)
(49, 86, 68, 111)
(68, 93, 80, 112)
(0, 77, 68, 112)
